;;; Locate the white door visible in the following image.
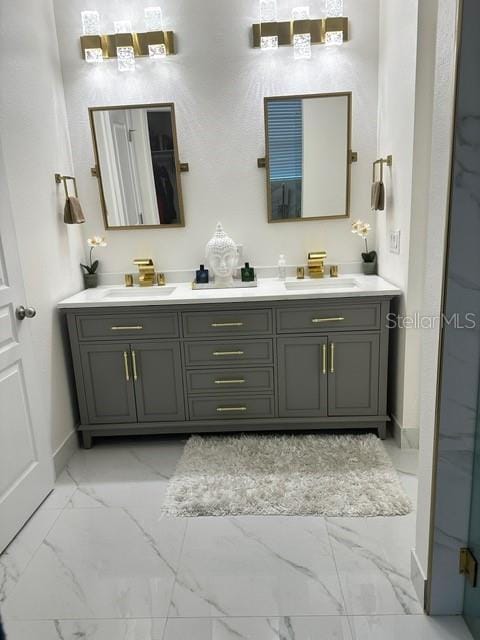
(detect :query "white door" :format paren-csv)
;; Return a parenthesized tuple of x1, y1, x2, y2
(0, 143, 54, 553)
(110, 110, 144, 225)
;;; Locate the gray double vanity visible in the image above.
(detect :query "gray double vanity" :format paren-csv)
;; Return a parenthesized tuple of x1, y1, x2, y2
(59, 92, 400, 448)
(59, 278, 399, 448)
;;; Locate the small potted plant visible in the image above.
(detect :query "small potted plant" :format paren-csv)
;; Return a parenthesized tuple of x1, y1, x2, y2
(352, 220, 377, 275)
(81, 236, 107, 289)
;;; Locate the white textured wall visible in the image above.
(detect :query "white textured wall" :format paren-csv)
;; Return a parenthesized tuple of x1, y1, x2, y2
(0, 0, 85, 455)
(53, 0, 379, 275)
(376, 0, 419, 436)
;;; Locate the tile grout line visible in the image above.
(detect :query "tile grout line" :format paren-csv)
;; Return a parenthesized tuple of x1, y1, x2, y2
(3, 613, 428, 623)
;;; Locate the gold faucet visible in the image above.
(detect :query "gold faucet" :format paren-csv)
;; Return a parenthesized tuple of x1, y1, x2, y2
(307, 252, 327, 279)
(133, 258, 156, 287)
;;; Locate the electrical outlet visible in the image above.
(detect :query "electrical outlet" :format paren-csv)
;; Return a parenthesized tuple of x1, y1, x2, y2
(389, 230, 401, 254)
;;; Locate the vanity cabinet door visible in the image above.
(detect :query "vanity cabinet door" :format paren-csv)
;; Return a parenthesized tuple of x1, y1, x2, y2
(327, 333, 380, 416)
(277, 336, 328, 417)
(131, 341, 185, 422)
(79, 343, 137, 424)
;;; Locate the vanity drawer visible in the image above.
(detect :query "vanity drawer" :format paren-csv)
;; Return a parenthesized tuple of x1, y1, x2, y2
(189, 395, 275, 420)
(276, 303, 380, 333)
(76, 313, 179, 341)
(184, 339, 273, 367)
(186, 367, 274, 395)
(182, 309, 272, 338)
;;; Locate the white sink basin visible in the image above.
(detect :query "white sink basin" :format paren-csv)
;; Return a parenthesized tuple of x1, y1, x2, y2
(284, 278, 359, 291)
(103, 286, 176, 299)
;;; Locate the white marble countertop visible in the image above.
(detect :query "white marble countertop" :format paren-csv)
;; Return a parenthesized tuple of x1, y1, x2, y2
(57, 275, 401, 309)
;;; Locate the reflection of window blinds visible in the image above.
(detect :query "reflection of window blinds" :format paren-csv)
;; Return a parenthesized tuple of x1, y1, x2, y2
(267, 100, 303, 181)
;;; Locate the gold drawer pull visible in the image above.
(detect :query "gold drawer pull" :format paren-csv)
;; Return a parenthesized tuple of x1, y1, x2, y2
(123, 351, 130, 382)
(216, 406, 247, 413)
(214, 379, 246, 385)
(132, 350, 138, 381)
(111, 325, 144, 331)
(311, 317, 345, 324)
(211, 322, 244, 328)
(213, 351, 245, 357)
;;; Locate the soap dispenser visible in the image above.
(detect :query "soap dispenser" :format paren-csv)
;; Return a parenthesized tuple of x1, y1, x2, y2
(195, 264, 209, 284)
(241, 262, 255, 283)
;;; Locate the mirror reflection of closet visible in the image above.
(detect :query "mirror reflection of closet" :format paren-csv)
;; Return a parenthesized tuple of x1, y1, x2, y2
(89, 103, 185, 229)
(263, 92, 353, 223)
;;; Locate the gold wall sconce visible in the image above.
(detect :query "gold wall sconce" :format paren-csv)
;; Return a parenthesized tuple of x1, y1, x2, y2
(80, 8, 175, 71)
(253, 1, 348, 59)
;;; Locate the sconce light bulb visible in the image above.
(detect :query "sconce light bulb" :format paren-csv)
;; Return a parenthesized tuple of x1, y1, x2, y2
(145, 6, 164, 32)
(326, 0, 343, 17)
(81, 10, 100, 36)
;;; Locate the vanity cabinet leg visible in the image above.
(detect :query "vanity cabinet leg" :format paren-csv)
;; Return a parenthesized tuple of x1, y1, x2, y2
(82, 431, 93, 449)
(378, 423, 387, 440)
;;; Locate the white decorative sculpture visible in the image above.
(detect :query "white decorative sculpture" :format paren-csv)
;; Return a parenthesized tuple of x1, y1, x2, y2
(205, 222, 238, 287)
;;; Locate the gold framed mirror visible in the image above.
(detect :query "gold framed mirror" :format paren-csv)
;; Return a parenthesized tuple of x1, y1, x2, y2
(89, 103, 186, 230)
(262, 91, 354, 223)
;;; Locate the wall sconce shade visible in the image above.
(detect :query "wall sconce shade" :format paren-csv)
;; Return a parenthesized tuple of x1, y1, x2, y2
(81, 11, 100, 35)
(261, 35, 279, 50)
(117, 46, 135, 71)
(292, 8, 311, 59)
(145, 6, 163, 31)
(293, 33, 312, 59)
(80, 9, 176, 63)
(326, 0, 343, 17)
(325, 30, 344, 45)
(260, 0, 277, 23)
(252, 16, 348, 49)
(85, 47, 104, 63)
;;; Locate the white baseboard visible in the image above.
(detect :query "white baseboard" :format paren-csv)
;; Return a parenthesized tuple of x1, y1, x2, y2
(53, 430, 78, 477)
(411, 549, 427, 609)
(391, 414, 419, 449)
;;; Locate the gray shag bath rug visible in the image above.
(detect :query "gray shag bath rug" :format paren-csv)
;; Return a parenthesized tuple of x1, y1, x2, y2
(162, 433, 412, 517)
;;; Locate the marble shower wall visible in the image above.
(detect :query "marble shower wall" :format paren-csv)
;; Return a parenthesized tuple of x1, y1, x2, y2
(429, 0, 480, 614)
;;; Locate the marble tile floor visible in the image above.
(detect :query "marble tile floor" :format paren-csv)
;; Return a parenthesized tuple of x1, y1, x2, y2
(0, 436, 472, 640)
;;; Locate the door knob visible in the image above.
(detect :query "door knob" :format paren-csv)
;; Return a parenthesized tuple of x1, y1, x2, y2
(16, 305, 37, 320)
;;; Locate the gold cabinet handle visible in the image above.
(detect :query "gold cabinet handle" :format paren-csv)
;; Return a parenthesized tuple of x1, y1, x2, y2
(214, 379, 246, 385)
(322, 343, 327, 375)
(132, 350, 138, 381)
(330, 343, 335, 374)
(123, 351, 130, 382)
(212, 351, 245, 357)
(111, 325, 144, 331)
(211, 322, 244, 328)
(311, 317, 345, 324)
(216, 406, 247, 413)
